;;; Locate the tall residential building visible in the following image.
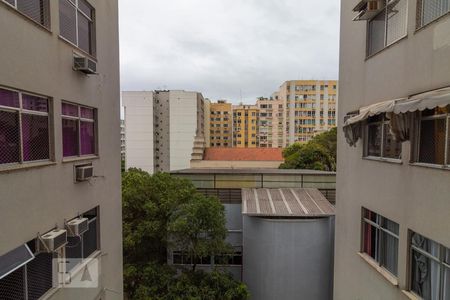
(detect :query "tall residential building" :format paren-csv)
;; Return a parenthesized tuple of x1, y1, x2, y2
(232, 105, 259, 148)
(335, 1, 450, 300)
(209, 100, 232, 147)
(121, 119, 126, 161)
(123, 90, 205, 173)
(0, 0, 123, 299)
(276, 80, 337, 146)
(256, 97, 284, 148)
(203, 98, 211, 148)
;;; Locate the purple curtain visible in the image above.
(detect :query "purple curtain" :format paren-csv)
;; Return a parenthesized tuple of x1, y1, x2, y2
(0, 88, 20, 108)
(22, 94, 48, 112)
(62, 102, 78, 117)
(0, 111, 20, 164)
(22, 114, 49, 161)
(62, 119, 78, 157)
(80, 121, 95, 155)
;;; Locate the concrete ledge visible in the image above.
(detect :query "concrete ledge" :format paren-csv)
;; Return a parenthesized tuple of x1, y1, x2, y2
(357, 252, 399, 287)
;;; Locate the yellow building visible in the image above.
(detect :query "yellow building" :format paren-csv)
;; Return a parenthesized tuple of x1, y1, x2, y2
(276, 80, 337, 145)
(232, 105, 259, 148)
(209, 100, 232, 147)
(256, 97, 284, 148)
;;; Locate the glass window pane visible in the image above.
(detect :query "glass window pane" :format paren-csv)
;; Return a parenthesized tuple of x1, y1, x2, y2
(59, 0, 77, 44)
(368, 10, 386, 55)
(0, 88, 20, 108)
(77, 12, 93, 54)
(22, 114, 49, 162)
(383, 124, 402, 159)
(444, 265, 450, 300)
(78, 0, 93, 18)
(419, 118, 446, 165)
(411, 249, 440, 300)
(17, 0, 50, 28)
(381, 216, 399, 235)
(0, 267, 26, 300)
(421, 0, 449, 26)
(61, 102, 78, 117)
(26, 253, 53, 299)
(0, 111, 20, 164)
(363, 208, 378, 222)
(411, 232, 440, 257)
(22, 94, 48, 112)
(363, 222, 378, 261)
(386, 0, 407, 45)
(367, 123, 382, 157)
(65, 236, 82, 271)
(82, 220, 98, 258)
(62, 118, 78, 157)
(80, 121, 95, 155)
(80, 107, 94, 119)
(380, 230, 398, 275)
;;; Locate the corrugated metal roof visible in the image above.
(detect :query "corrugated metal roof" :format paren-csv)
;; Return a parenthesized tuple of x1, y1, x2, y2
(242, 188, 335, 217)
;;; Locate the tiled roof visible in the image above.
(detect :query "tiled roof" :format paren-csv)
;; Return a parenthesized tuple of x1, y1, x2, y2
(242, 188, 335, 217)
(204, 148, 283, 161)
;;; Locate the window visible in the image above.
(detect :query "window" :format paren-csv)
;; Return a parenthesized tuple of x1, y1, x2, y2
(409, 231, 450, 299)
(417, 0, 450, 28)
(416, 106, 450, 165)
(365, 114, 402, 159)
(61, 102, 96, 157)
(0, 87, 51, 166)
(3, 0, 50, 28)
(59, 0, 96, 55)
(367, 0, 408, 56)
(362, 208, 399, 276)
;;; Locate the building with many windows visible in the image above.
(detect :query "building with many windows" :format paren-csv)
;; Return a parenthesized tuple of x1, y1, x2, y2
(256, 97, 284, 148)
(232, 104, 259, 148)
(209, 100, 232, 147)
(0, 0, 122, 299)
(335, 0, 450, 299)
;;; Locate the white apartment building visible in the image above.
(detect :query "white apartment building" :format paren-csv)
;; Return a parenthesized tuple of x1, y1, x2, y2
(123, 90, 205, 173)
(336, 0, 450, 299)
(0, 0, 123, 299)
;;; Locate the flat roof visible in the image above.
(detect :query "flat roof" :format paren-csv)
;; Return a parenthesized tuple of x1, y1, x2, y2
(171, 168, 335, 175)
(204, 148, 283, 161)
(242, 188, 335, 217)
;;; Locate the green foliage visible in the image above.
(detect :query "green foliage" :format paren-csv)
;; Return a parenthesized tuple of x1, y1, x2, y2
(122, 169, 248, 300)
(280, 128, 337, 171)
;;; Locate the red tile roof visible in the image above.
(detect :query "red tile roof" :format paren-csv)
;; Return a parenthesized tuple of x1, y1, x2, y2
(204, 148, 283, 161)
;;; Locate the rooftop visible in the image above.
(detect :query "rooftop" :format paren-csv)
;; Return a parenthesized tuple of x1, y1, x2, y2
(203, 148, 283, 161)
(242, 188, 335, 217)
(172, 168, 335, 175)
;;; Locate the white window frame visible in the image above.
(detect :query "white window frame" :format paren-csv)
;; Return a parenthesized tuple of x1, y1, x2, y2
(416, 0, 450, 29)
(364, 114, 402, 161)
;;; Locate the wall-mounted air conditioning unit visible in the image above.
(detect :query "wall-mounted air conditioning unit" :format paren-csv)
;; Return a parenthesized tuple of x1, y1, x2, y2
(66, 218, 89, 237)
(75, 165, 94, 182)
(40, 229, 67, 252)
(353, 0, 384, 21)
(73, 56, 97, 74)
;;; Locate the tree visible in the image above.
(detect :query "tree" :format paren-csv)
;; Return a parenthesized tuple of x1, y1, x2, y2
(310, 127, 337, 161)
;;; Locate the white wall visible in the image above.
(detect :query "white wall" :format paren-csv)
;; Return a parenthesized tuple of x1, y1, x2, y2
(123, 91, 154, 174)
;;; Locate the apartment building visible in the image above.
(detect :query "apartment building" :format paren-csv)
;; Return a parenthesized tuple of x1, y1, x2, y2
(256, 97, 284, 148)
(232, 105, 259, 148)
(275, 80, 337, 146)
(120, 120, 125, 161)
(0, 1, 122, 299)
(335, 1, 450, 299)
(209, 100, 232, 147)
(123, 90, 205, 173)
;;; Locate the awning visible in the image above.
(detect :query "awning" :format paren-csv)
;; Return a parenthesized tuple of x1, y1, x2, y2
(0, 244, 34, 280)
(394, 87, 450, 114)
(343, 98, 405, 127)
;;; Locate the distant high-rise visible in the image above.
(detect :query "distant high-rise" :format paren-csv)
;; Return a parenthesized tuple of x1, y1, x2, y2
(209, 100, 232, 147)
(256, 97, 284, 148)
(232, 105, 259, 148)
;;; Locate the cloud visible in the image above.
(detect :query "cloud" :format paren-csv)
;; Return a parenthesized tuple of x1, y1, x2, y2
(119, 0, 340, 104)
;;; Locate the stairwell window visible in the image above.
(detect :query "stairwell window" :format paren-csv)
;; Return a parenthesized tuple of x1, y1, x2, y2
(367, 0, 408, 56)
(59, 0, 96, 56)
(417, 0, 450, 29)
(2, 0, 51, 28)
(361, 208, 399, 276)
(364, 114, 402, 160)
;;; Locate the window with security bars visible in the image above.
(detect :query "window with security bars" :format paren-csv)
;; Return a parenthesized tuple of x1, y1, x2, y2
(364, 114, 402, 159)
(0, 87, 51, 167)
(361, 208, 399, 277)
(0, 239, 53, 300)
(409, 231, 450, 300)
(61, 102, 97, 157)
(59, 0, 96, 56)
(3, 0, 50, 28)
(367, 0, 408, 56)
(416, 0, 450, 28)
(416, 106, 450, 165)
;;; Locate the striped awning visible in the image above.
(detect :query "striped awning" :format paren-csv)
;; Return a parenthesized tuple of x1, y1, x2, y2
(242, 188, 335, 217)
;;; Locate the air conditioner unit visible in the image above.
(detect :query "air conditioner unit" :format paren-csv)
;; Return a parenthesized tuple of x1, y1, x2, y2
(73, 56, 97, 74)
(40, 229, 67, 252)
(66, 218, 89, 237)
(75, 165, 94, 182)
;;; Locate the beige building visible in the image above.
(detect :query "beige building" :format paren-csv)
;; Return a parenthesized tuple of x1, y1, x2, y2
(335, 1, 450, 300)
(275, 80, 337, 146)
(0, 0, 123, 299)
(232, 104, 259, 148)
(209, 100, 232, 147)
(256, 97, 284, 148)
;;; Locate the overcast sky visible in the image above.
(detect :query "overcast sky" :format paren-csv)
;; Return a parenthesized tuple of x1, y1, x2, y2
(119, 0, 340, 104)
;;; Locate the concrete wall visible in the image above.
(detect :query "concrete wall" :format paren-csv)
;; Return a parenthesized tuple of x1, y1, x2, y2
(0, 0, 123, 298)
(154, 91, 170, 172)
(123, 91, 154, 174)
(335, 1, 450, 299)
(243, 216, 334, 300)
(190, 160, 282, 169)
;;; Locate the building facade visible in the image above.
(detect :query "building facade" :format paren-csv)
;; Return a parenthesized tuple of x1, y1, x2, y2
(232, 105, 259, 148)
(0, 0, 123, 299)
(209, 100, 232, 147)
(123, 90, 205, 173)
(256, 97, 284, 148)
(335, 1, 450, 299)
(120, 119, 125, 161)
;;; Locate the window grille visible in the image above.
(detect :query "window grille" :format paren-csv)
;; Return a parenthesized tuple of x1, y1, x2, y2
(365, 114, 402, 159)
(3, 0, 50, 28)
(417, 0, 450, 28)
(0, 87, 51, 168)
(59, 0, 96, 55)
